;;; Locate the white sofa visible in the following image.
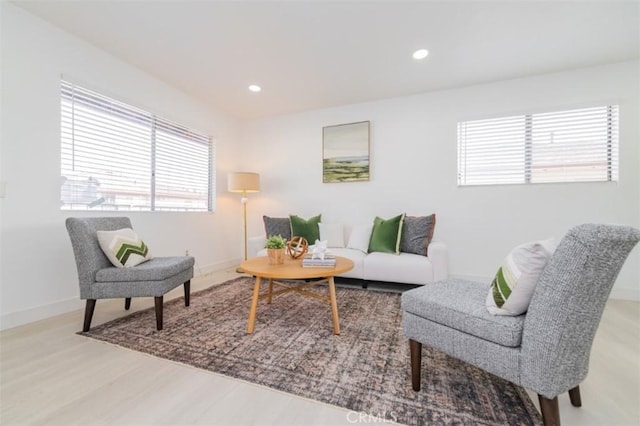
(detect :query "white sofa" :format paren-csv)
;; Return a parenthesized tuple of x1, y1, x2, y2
(248, 228, 448, 286)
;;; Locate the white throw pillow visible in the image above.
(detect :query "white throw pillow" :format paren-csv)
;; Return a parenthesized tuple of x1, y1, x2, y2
(486, 238, 556, 316)
(346, 224, 373, 254)
(97, 228, 153, 268)
(319, 223, 345, 248)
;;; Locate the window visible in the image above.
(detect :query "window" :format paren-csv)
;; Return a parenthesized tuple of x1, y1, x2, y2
(61, 80, 213, 211)
(457, 105, 619, 186)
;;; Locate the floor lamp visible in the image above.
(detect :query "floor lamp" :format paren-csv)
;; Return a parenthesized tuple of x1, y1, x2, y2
(228, 172, 260, 271)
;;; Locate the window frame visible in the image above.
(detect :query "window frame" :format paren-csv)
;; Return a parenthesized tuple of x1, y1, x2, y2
(457, 104, 619, 187)
(60, 80, 214, 212)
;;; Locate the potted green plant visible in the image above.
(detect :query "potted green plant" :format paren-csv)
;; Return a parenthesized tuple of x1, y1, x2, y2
(265, 235, 286, 265)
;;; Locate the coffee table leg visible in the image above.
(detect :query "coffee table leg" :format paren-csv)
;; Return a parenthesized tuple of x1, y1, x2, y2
(247, 276, 262, 333)
(267, 279, 273, 304)
(328, 276, 340, 335)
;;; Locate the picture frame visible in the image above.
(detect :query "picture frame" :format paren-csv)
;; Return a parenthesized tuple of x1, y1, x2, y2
(322, 121, 370, 183)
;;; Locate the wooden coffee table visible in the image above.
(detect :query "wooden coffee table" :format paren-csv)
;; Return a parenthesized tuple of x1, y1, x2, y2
(240, 256, 354, 335)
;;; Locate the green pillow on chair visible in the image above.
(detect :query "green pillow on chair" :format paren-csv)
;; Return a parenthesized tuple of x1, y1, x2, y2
(368, 214, 405, 254)
(290, 214, 322, 243)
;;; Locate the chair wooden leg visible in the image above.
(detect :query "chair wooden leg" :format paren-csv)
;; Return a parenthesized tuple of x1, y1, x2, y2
(569, 386, 582, 407)
(83, 299, 96, 332)
(184, 280, 191, 307)
(538, 395, 561, 426)
(154, 296, 163, 331)
(410, 339, 422, 391)
(124, 298, 131, 310)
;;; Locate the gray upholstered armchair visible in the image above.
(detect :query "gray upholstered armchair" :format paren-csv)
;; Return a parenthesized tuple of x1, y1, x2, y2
(66, 217, 194, 332)
(402, 224, 640, 426)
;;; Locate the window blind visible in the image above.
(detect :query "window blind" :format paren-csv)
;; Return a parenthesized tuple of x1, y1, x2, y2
(61, 81, 213, 211)
(457, 105, 619, 186)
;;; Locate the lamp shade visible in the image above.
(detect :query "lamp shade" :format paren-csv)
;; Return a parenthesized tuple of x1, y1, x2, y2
(228, 172, 260, 193)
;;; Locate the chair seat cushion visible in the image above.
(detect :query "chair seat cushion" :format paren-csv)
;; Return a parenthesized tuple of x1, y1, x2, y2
(401, 279, 525, 347)
(96, 256, 195, 282)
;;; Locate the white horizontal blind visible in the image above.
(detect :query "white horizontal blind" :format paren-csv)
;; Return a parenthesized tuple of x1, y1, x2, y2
(154, 121, 211, 211)
(457, 105, 619, 186)
(61, 81, 212, 211)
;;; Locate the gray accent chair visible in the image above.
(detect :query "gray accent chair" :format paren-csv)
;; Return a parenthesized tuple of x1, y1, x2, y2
(66, 217, 195, 332)
(402, 224, 640, 426)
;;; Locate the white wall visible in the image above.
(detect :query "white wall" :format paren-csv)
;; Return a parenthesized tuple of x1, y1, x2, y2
(241, 61, 640, 299)
(0, 3, 245, 329)
(1, 4, 638, 332)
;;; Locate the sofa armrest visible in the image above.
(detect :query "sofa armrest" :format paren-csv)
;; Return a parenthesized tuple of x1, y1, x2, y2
(428, 241, 449, 282)
(248, 236, 266, 258)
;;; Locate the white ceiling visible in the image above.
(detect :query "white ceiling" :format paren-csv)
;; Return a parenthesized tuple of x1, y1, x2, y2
(14, 1, 640, 120)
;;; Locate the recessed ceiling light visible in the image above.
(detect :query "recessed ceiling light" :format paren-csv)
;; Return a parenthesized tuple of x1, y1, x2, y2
(412, 49, 429, 60)
(248, 84, 261, 92)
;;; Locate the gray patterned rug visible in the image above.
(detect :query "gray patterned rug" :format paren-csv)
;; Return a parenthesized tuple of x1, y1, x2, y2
(80, 277, 542, 426)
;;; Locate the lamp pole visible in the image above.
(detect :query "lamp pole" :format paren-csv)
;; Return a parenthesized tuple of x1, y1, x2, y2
(241, 191, 249, 261)
(228, 171, 260, 272)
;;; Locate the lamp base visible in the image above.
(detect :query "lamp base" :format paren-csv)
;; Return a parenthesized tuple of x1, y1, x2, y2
(235, 266, 246, 274)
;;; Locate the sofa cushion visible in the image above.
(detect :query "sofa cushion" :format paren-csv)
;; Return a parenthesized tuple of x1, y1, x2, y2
(329, 248, 367, 279)
(263, 216, 291, 240)
(402, 280, 525, 347)
(319, 223, 345, 248)
(96, 228, 153, 268)
(400, 214, 436, 256)
(368, 214, 405, 254)
(486, 238, 556, 316)
(346, 224, 373, 253)
(290, 214, 321, 243)
(364, 252, 433, 285)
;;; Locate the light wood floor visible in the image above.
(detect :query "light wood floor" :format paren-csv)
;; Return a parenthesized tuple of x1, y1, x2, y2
(1, 270, 638, 425)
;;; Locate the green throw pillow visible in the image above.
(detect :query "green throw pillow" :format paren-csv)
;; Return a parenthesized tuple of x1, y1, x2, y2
(368, 214, 405, 254)
(289, 214, 322, 243)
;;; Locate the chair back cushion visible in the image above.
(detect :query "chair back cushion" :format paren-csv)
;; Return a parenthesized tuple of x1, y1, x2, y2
(65, 217, 132, 298)
(521, 223, 640, 398)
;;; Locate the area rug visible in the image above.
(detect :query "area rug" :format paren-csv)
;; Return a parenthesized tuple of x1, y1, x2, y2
(80, 277, 542, 426)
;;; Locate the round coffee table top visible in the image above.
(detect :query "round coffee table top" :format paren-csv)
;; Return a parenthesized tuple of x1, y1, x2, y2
(240, 256, 354, 279)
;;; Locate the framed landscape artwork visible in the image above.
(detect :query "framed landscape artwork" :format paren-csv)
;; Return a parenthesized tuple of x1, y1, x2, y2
(322, 121, 370, 183)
